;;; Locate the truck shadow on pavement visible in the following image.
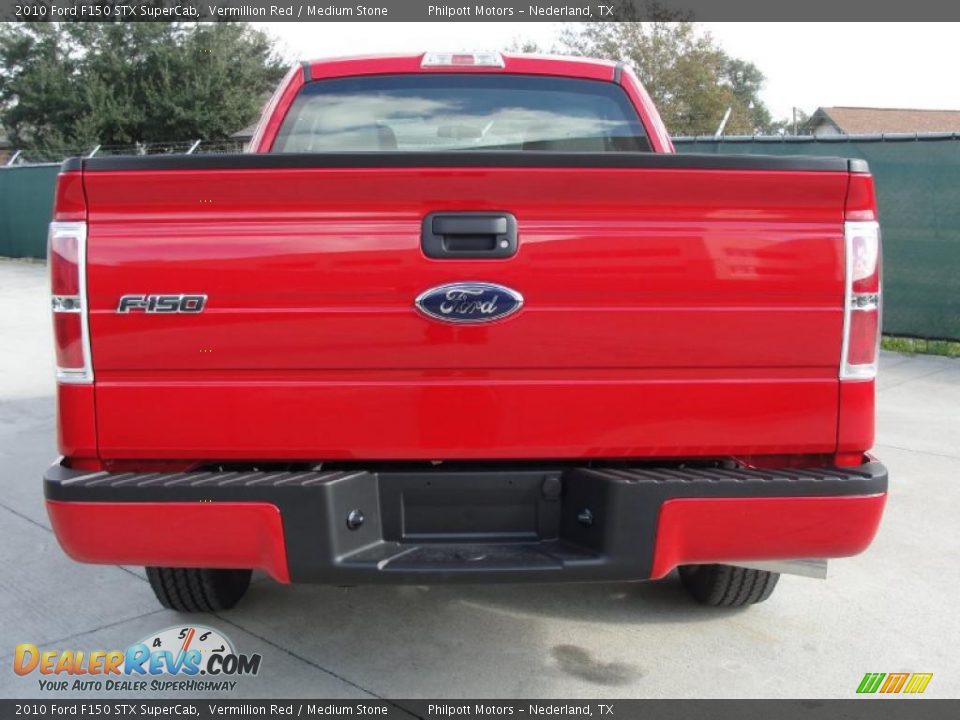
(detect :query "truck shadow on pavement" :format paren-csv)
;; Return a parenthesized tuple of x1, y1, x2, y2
(236, 572, 745, 627)
(205, 578, 747, 692)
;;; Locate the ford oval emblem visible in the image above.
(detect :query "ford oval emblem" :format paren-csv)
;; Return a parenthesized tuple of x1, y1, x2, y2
(415, 282, 523, 324)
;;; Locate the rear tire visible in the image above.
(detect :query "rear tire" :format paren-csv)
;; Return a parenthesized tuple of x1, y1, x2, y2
(146, 567, 252, 612)
(678, 564, 779, 607)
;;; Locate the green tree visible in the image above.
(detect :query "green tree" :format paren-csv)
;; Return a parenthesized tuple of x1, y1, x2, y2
(557, 21, 775, 136)
(0, 22, 285, 157)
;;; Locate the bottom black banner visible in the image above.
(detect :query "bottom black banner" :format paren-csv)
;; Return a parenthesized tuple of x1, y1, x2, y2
(2, 700, 958, 720)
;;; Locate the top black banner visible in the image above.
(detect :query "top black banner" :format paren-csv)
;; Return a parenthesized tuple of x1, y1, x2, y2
(4, 0, 960, 22)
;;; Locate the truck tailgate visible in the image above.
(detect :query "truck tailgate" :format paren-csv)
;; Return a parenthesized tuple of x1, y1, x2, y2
(81, 157, 850, 460)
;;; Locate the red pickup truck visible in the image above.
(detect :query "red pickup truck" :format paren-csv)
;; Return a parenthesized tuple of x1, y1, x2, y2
(44, 52, 886, 612)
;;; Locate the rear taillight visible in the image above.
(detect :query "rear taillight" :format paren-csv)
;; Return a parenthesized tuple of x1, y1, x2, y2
(49, 221, 92, 383)
(841, 220, 881, 379)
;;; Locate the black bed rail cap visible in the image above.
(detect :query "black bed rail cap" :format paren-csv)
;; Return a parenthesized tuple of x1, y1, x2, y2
(73, 150, 859, 173)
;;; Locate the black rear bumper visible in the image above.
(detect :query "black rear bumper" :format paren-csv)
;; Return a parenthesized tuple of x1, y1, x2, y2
(44, 460, 888, 584)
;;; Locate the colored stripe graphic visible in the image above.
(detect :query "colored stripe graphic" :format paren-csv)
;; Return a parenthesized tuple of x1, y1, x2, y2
(880, 673, 909, 693)
(857, 673, 886, 694)
(903, 674, 933, 694)
(857, 672, 932, 694)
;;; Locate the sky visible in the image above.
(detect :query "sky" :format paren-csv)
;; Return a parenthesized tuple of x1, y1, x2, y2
(255, 22, 960, 122)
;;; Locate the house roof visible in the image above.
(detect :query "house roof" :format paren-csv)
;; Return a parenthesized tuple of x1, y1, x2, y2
(813, 107, 960, 134)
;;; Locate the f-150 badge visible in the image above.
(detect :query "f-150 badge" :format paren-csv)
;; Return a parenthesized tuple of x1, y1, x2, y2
(415, 283, 523, 324)
(117, 294, 206, 313)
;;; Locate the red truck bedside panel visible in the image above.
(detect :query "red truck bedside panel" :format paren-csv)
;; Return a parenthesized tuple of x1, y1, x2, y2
(837, 380, 876, 453)
(56, 384, 97, 459)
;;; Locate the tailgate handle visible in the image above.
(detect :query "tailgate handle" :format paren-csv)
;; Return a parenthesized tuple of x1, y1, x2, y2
(422, 212, 518, 259)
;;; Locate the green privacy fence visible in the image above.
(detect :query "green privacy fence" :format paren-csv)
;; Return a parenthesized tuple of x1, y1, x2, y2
(0, 163, 59, 259)
(2, 137, 959, 339)
(675, 135, 960, 341)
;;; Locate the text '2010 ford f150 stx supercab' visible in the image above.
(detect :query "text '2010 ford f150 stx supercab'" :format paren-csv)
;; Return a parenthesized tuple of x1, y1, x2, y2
(44, 52, 886, 612)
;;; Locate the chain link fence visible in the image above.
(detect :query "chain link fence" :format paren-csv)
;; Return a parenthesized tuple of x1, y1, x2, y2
(5, 139, 247, 165)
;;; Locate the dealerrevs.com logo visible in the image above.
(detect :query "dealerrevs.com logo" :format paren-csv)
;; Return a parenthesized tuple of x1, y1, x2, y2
(14, 625, 262, 693)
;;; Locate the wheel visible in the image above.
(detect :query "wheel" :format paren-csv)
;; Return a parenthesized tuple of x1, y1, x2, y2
(146, 567, 252, 612)
(678, 564, 780, 607)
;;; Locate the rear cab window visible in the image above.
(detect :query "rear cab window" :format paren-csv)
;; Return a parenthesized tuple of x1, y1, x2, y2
(272, 74, 651, 153)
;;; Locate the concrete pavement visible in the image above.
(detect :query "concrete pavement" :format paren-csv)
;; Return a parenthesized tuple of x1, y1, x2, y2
(0, 259, 957, 699)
